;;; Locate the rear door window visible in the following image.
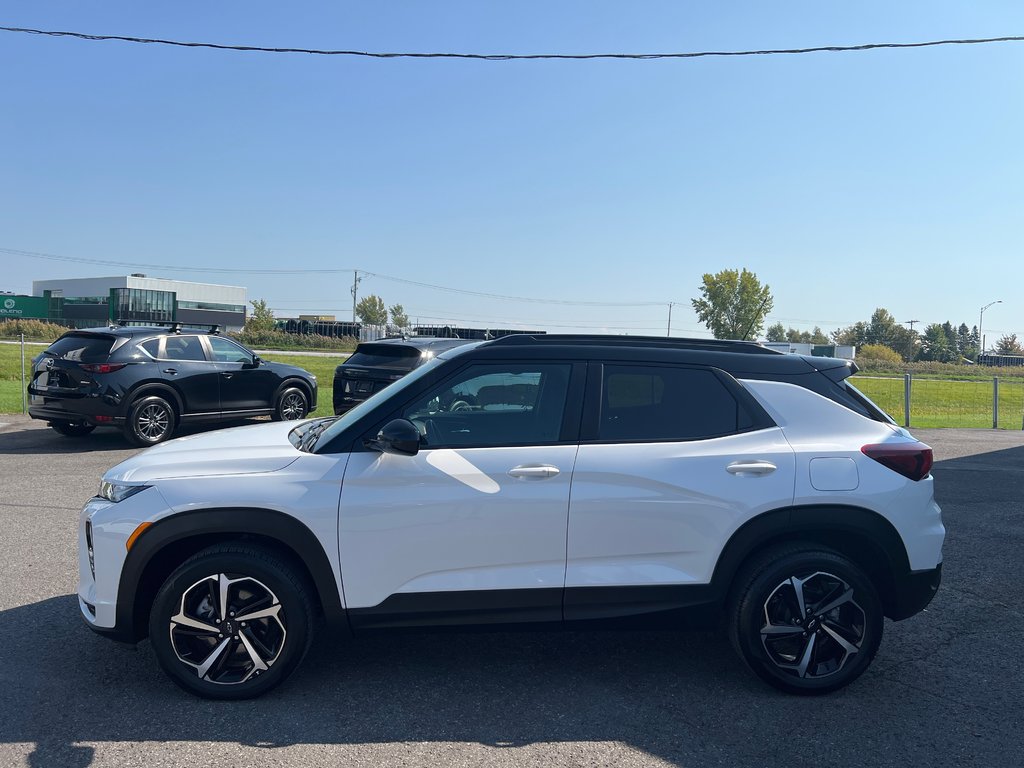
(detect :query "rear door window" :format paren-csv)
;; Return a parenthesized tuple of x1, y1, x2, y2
(45, 334, 115, 362)
(162, 335, 208, 362)
(599, 364, 743, 441)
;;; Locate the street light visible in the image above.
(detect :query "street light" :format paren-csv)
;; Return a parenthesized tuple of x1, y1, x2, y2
(978, 300, 1002, 361)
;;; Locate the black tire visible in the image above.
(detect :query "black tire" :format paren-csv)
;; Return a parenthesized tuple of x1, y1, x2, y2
(728, 544, 883, 695)
(272, 386, 309, 421)
(123, 395, 176, 447)
(148, 543, 314, 700)
(50, 421, 96, 437)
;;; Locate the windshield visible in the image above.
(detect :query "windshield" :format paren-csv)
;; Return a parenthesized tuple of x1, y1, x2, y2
(313, 356, 447, 452)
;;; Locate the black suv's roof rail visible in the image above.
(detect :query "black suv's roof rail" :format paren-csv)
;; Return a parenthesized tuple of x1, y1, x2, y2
(115, 320, 184, 333)
(485, 333, 781, 355)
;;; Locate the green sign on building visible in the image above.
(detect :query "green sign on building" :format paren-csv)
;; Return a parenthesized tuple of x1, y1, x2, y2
(0, 295, 49, 320)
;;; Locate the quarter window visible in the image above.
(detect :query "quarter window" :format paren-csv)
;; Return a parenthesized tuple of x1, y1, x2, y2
(403, 364, 571, 448)
(600, 365, 741, 441)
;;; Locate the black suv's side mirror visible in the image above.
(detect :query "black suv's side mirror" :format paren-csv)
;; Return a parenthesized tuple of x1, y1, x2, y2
(365, 418, 421, 456)
(244, 354, 261, 369)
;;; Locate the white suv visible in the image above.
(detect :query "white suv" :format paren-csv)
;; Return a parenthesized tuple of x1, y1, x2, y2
(78, 335, 943, 699)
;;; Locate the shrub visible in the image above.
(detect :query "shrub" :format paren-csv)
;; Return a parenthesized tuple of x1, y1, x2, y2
(857, 344, 903, 364)
(0, 318, 68, 342)
(228, 328, 357, 352)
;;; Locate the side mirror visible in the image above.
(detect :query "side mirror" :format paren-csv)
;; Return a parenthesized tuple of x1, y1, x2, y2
(365, 418, 421, 456)
(245, 354, 261, 368)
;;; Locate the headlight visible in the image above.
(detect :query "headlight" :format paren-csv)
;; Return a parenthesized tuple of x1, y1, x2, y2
(98, 480, 150, 503)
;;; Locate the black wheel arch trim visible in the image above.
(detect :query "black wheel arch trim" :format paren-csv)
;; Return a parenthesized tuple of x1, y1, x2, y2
(125, 382, 184, 417)
(710, 503, 919, 619)
(274, 377, 317, 409)
(109, 507, 346, 643)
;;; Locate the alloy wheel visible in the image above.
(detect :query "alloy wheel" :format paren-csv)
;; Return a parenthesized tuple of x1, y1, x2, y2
(280, 392, 306, 420)
(169, 573, 287, 685)
(759, 570, 866, 680)
(137, 403, 171, 440)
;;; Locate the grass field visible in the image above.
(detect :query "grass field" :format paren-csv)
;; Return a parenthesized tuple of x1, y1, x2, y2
(4, 342, 1023, 429)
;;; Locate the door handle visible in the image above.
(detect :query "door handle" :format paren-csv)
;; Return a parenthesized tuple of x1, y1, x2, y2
(221, 372, 234, 379)
(508, 464, 560, 480)
(162, 368, 177, 375)
(726, 461, 777, 477)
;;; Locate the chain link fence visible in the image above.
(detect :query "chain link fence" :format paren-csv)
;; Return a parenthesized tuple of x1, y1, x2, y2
(853, 374, 1024, 430)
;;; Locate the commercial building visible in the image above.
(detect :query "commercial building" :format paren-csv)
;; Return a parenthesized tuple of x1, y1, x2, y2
(4, 275, 248, 330)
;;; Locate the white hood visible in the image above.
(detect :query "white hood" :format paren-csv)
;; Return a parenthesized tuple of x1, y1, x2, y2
(108, 420, 304, 483)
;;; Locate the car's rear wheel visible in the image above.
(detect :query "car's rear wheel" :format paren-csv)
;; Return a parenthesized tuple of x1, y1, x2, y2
(50, 421, 96, 437)
(149, 544, 314, 700)
(272, 386, 309, 421)
(124, 395, 176, 446)
(728, 545, 883, 695)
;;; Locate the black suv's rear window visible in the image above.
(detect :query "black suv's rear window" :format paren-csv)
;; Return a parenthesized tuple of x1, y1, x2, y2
(45, 333, 116, 362)
(345, 344, 422, 371)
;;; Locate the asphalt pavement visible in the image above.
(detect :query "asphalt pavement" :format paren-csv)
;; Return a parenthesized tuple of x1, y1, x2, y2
(0, 416, 1021, 768)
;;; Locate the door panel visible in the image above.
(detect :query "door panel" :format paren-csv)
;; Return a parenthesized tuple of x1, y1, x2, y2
(566, 427, 795, 596)
(338, 444, 579, 613)
(157, 335, 220, 415)
(206, 336, 277, 412)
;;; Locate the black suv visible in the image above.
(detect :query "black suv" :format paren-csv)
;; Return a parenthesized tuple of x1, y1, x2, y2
(332, 336, 472, 414)
(28, 325, 317, 445)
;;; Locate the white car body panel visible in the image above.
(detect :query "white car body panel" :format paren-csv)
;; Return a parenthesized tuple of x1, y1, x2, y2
(338, 445, 579, 608)
(567, 427, 796, 586)
(742, 379, 944, 570)
(79, 421, 352, 629)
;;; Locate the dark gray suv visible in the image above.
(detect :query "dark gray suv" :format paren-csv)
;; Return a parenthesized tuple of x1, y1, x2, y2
(332, 336, 472, 414)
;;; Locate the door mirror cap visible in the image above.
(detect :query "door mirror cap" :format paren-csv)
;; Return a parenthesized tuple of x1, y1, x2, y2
(245, 354, 261, 368)
(366, 418, 421, 456)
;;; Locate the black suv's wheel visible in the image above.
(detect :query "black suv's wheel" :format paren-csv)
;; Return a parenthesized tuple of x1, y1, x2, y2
(124, 395, 176, 446)
(728, 545, 883, 695)
(50, 421, 96, 437)
(149, 544, 314, 700)
(272, 386, 309, 421)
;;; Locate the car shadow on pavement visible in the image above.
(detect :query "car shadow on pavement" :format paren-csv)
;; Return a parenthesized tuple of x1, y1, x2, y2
(0, 418, 270, 455)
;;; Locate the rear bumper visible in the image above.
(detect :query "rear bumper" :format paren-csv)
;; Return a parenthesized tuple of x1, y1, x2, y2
(28, 397, 125, 425)
(887, 562, 942, 621)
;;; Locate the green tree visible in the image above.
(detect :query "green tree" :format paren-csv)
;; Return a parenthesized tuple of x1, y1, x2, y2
(765, 322, 786, 342)
(995, 333, 1024, 355)
(918, 323, 957, 362)
(832, 308, 919, 361)
(956, 323, 978, 360)
(355, 294, 388, 325)
(246, 298, 276, 334)
(389, 303, 410, 329)
(691, 268, 773, 341)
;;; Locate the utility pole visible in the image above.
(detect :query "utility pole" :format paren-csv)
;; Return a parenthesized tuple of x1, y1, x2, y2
(905, 320, 920, 331)
(667, 302, 675, 337)
(351, 270, 363, 323)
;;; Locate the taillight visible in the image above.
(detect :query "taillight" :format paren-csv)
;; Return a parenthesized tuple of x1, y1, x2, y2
(79, 363, 126, 374)
(861, 442, 933, 481)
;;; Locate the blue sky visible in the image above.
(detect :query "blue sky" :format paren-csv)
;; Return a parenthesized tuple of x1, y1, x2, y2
(2, 2, 1022, 341)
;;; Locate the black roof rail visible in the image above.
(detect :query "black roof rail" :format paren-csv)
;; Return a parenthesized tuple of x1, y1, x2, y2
(484, 334, 782, 355)
(113, 319, 184, 333)
(206, 324, 223, 335)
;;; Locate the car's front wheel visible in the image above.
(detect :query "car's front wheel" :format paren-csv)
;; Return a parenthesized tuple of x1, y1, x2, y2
(272, 386, 309, 421)
(149, 544, 314, 700)
(50, 421, 96, 437)
(728, 545, 883, 695)
(124, 395, 176, 446)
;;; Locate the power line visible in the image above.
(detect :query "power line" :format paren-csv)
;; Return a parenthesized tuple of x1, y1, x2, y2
(2, 26, 1022, 61)
(3, 246, 668, 306)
